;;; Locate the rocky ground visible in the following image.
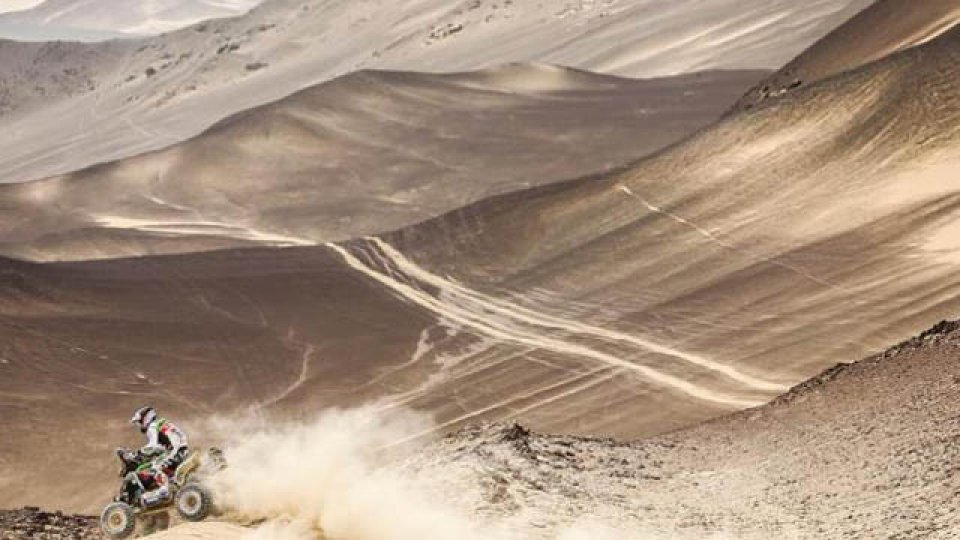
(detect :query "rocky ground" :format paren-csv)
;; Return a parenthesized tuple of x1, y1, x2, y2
(408, 319, 960, 538)
(0, 508, 99, 539)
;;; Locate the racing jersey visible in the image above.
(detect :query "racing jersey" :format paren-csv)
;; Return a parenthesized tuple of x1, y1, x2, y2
(140, 418, 188, 457)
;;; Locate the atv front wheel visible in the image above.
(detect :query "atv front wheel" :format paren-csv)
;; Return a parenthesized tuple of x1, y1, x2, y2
(176, 483, 213, 522)
(100, 502, 136, 539)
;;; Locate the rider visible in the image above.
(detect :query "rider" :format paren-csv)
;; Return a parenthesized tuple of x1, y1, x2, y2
(130, 406, 189, 503)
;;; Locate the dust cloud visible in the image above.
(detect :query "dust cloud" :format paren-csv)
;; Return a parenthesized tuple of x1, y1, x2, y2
(204, 406, 632, 540)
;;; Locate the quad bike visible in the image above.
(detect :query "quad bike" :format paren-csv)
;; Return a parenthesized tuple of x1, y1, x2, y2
(100, 447, 226, 539)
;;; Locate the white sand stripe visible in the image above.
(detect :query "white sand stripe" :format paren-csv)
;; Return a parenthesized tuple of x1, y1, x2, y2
(368, 237, 787, 393)
(328, 241, 766, 408)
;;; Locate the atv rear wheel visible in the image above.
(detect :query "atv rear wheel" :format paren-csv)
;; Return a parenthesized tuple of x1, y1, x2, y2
(100, 502, 136, 539)
(176, 483, 213, 522)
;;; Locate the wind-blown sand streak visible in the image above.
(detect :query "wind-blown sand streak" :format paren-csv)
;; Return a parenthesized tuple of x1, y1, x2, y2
(367, 237, 787, 393)
(328, 240, 778, 408)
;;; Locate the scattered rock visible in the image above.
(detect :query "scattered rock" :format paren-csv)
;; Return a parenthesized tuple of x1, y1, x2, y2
(0, 508, 99, 539)
(216, 43, 241, 55)
(427, 22, 464, 42)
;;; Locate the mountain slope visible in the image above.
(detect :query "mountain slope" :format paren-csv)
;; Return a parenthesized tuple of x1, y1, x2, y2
(0, 0, 871, 183)
(0, 65, 764, 262)
(735, 0, 960, 110)
(341, 25, 960, 437)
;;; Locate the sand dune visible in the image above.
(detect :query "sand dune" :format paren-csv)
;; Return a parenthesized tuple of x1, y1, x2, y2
(0, 0, 869, 183)
(0, 65, 763, 261)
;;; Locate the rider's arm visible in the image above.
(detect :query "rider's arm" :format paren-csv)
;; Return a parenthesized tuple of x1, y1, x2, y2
(138, 423, 165, 458)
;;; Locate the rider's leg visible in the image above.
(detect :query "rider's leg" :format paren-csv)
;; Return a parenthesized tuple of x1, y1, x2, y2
(154, 470, 171, 499)
(118, 472, 145, 503)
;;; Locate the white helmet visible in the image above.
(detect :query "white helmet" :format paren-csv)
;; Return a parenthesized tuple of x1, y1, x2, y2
(131, 406, 157, 433)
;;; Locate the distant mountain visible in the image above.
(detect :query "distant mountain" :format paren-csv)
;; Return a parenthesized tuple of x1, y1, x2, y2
(0, 21, 129, 41)
(0, 0, 871, 184)
(0, 0, 43, 14)
(0, 0, 262, 37)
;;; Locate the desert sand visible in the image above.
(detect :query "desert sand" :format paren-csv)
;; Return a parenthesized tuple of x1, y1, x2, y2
(7, 320, 960, 538)
(2, 0, 960, 538)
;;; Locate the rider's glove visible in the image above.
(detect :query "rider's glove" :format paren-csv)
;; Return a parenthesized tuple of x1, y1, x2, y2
(138, 447, 163, 460)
